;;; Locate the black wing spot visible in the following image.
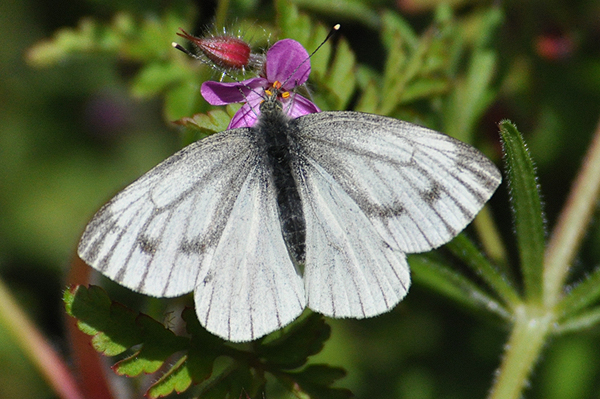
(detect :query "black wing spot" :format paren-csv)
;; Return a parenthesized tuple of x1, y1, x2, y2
(179, 238, 207, 255)
(420, 183, 441, 205)
(138, 235, 159, 254)
(362, 201, 406, 219)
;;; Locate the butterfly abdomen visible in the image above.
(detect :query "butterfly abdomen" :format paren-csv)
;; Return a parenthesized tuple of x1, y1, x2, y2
(257, 102, 307, 267)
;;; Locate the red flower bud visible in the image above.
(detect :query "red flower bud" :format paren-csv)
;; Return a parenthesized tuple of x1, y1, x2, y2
(177, 28, 253, 70)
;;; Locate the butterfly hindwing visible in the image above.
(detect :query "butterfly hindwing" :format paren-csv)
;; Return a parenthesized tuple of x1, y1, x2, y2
(297, 156, 411, 319)
(194, 162, 305, 341)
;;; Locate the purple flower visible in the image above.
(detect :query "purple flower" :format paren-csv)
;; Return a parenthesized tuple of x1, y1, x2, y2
(201, 39, 320, 128)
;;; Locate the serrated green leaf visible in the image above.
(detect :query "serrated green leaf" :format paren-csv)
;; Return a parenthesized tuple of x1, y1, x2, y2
(27, 8, 192, 67)
(194, 358, 254, 399)
(182, 307, 222, 384)
(277, 0, 310, 45)
(68, 285, 142, 356)
(26, 18, 119, 66)
(173, 106, 239, 134)
(380, 31, 407, 115)
(354, 69, 379, 113)
(380, 10, 418, 51)
(303, 23, 332, 80)
(63, 288, 75, 315)
(258, 313, 330, 369)
(182, 307, 219, 344)
(288, 365, 353, 399)
(499, 120, 546, 302)
(322, 38, 356, 110)
(400, 78, 449, 104)
(294, 364, 346, 385)
(410, 255, 511, 319)
(146, 356, 193, 398)
(113, 314, 188, 376)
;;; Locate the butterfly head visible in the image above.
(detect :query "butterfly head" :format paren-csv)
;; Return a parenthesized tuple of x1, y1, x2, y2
(259, 80, 289, 114)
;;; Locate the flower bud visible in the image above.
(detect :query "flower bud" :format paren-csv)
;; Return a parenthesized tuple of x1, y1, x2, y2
(177, 28, 260, 71)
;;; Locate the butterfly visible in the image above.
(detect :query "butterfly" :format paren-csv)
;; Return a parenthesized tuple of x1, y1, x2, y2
(78, 38, 501, 342)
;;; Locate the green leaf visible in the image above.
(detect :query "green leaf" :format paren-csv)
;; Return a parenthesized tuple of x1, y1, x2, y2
(400, 78, 449, 104)
(556, 266, 600, 322)
(445, 234, 520, 308)
(195, 359, 256, 399)
(145, 356, 193, 398)
(27, 8, 192, 66)
(183, 307, 222, 384)
(499, 120, 546, 302)
(319, 38, 356, 110)
(555, 307, 600, 335)
(410, 255, 511, 320)
(113, 314, 188, 376)
(380, 11, 418, 51)
(66, 285, 141, 356)
(443, 49, 497, 143)
(26, 17, 120, 66)
(258, 312, 330, 369)
(293, 0, 380, 30)
(277, 0, 311, 45)
(130, 61, 187, 98)
(164, 81, 204, 122)
(353, 75, 379, 113)
(287, 365, 353, 399)
(173, 105, 241, 135)
(379, 29, 408, 115)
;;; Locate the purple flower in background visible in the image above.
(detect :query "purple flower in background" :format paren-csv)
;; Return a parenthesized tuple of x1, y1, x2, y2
(201, 39, 321, 128)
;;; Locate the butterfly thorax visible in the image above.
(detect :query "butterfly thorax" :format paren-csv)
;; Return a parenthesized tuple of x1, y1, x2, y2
(255, 95, 306, 270)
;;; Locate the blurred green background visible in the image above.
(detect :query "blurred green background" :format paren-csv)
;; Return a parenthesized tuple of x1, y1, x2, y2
(2, 0, 600, 398)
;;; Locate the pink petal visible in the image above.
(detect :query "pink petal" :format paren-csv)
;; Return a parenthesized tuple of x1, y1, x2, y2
(201, 77, 266, 105)
(229, 103, 259, 128)
(266, 39, 311, 91)
(283, 94, 321, 118)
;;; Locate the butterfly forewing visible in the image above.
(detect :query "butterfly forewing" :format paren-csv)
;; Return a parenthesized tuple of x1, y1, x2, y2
(293, 111, 502, 254)
(78, 129, 260, 298)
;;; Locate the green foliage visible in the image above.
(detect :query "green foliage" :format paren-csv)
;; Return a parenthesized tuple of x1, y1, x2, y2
(500, 121, 546, 302)
(65, 285, 349, 398)
(11, 0, 600, 398)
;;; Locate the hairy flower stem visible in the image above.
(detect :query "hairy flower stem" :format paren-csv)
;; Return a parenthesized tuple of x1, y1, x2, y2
(488, 305, 553, 399)
(490, 115, 600, 399)
(544, 117, 600, 308)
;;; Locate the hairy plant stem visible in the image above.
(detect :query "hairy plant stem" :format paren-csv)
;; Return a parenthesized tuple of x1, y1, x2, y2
(488, 305, 553, 399)
(544, 117, 600, 308)
(490, 115, 600, 398)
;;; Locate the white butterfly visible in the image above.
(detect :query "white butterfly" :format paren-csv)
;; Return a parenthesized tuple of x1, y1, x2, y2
(78, 93, 501, 342)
